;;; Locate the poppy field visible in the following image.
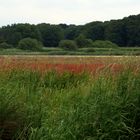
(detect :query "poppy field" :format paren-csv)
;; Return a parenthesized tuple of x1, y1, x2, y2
(0, 56, 140, 140)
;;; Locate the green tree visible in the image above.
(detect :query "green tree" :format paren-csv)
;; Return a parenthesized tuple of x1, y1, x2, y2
(75, 34, 93, 47)
(59, 40, 77, 51)
(124, 15, 140, 46)
(0, 14, 140, 48)
(0, 42, 13, 49)
(64, 25, 81, 40)
(18, 38, 43, 51)
(104, 21, 127, 46)
(0, 24, 41, 46)
(75, 34, 87, 47)
(85, 39, 94, 47)
(37, 24, 64, 47)
(84, 22, 105, 41)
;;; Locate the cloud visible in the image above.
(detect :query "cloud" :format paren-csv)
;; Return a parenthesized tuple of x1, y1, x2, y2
(0, 0, 140, 26)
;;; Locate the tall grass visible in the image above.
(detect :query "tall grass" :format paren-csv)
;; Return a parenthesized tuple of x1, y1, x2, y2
(0, 67, 140, 140)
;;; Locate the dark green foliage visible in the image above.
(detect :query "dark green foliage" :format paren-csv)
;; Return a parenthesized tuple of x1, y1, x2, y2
(0, 42, 13, 49)
(85, 39, 94, 47)
(92, 40, 119, 48)
(124, 15, 140, 46)
(37, 23, 64, 47)
(84, 21, 105, 41)
(59, 24, 69, 29)
(75, 34, 94, 48)
(75, 34, 86, 47)
(104, 15, 140, 46)
(0, 24, 41, 46)
(64, 25, 81, 40)
(18, 38, 43, 51)
(59, 40, 78, 50)
(104, 20, 127, 46)
(0, 14, 140, 49)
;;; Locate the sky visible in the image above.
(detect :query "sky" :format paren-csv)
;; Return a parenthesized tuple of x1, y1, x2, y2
(0, 0, 140, 26)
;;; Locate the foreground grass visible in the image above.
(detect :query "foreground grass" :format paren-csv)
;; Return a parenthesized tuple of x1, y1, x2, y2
(0, 68, 140, 140)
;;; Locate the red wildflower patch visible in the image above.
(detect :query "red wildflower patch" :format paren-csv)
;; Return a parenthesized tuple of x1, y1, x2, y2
(0, 56, 139, 74)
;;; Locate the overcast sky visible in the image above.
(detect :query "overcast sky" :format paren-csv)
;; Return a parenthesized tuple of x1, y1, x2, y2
(0, 0, 140, 26)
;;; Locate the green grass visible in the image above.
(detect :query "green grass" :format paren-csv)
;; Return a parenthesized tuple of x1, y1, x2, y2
(0, 47, 140, 55)
(0, 67, 140, 140)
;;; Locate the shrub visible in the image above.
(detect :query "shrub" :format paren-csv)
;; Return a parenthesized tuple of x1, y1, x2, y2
(92, 40, 119, 48)
(0, 42, 13, 49)
(75, 34, 87, 47)
(84, 39, 94, 47)
(18, 38, 43, 51)
(59, 40, 78, 51)
(75, 34, 94, 48)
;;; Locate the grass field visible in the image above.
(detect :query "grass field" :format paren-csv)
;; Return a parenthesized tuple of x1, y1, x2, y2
(0, 56, 140, 140)
(0, 47, 140, 55)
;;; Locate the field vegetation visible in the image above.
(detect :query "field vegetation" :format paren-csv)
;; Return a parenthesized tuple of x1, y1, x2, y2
(0, 47, 140, 55)
(0, 56, 140, 140)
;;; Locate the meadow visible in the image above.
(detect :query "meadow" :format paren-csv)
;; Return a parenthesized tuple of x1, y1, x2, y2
(0, 56, 140, 140)
(0, 47, 140, 56)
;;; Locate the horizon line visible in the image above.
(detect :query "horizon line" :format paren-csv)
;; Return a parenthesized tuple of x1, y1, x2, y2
(0, 14, 139, 28)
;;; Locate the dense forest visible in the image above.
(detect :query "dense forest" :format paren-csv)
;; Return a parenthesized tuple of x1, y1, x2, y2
(0, 14, 140, 49)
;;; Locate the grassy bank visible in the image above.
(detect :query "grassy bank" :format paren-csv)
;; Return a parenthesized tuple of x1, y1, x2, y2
(0, 63, 140, 139)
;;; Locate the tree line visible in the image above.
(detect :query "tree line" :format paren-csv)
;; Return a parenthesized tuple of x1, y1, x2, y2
(0, 14, 140, 49)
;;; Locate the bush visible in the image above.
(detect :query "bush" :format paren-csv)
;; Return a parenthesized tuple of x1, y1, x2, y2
(59, 40, 78, 51)
(75, 34, 87, 47)
(84, 39, 94, 47)
(0, 42, 13, 49)
(18, 38, 43, 51)
(92, 40, 119, 48)
(75, 34, 94, 48)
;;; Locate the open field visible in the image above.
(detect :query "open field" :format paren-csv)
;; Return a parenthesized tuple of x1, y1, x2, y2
(0, 47, 140, 55)
(0, 56, 140, 140)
